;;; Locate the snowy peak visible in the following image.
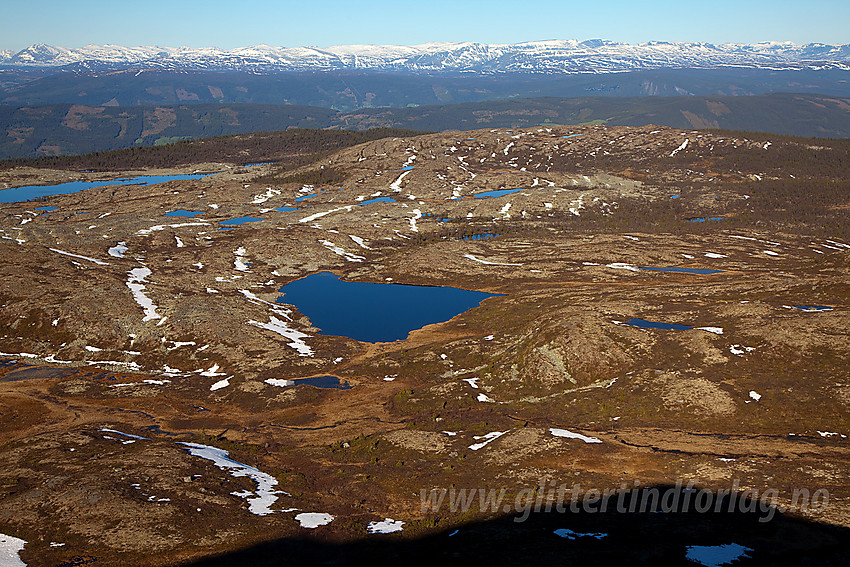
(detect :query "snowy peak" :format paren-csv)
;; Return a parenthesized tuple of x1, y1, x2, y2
(2, 40, 849, 74)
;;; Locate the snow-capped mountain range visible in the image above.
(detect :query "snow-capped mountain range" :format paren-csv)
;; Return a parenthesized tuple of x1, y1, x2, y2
(2, 40, 850, 74)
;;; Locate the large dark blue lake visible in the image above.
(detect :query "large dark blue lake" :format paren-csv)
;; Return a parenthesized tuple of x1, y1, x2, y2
(0, 174, 214, 203)
(276, 271, 503, 342)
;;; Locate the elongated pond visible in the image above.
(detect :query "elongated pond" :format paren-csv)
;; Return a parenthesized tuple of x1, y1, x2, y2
(0, 173, 214, 203)
(276, 271, 502, 342)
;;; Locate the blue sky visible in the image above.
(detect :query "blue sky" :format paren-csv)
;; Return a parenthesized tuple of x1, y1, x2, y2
(2, 0, 848, 51)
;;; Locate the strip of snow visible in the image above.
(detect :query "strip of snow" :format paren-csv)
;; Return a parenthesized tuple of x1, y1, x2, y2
(249, 316, 314, 357)
(705, 253, 727, 258)
(99, 428, 150, 441)
(463, 254, 522, 266)
(349, 235, 372, 249)
(178, 442, 286, 516)
(136, 222, 208, 236)
(198, 364, 226, 377)
(670, 139, 689, 157)
(409, 208, 422, 232)
(606, 262, 640, 272)
(126, 267, 161, 321)
(86, 360, 142, 371)
(550, 428, 602, 444)
(175, 236, 184, 248)
(298, 205, 356, 223)
(368, 518, 405, 534)
(49, 248, 109, 265)
(295, 512, 334, 528)
(0, 532, 27, 567)
(265, 378, 295, 387)
(389, 170, 411, 192)
(696, 327, 724, 335)
(319, 239, 365, 263)
(108, 242, 128, 258)
(462, 377, 479, 389)
(469, 430, 508, 450)
(477, 393, 495, 403)
(749, 391, 761, 402)
(210, 377, 231, 391)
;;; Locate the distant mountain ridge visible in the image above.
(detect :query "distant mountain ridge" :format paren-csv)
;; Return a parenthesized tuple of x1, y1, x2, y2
(3, 40, 850, 74)
(2, 93, 849, 160)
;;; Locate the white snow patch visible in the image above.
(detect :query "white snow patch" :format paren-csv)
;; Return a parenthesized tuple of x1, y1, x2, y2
(730, 345, 756, 355)
(251, 187, 280, 204)
(549, 428, 602, 444)
(175, 236, 184, 248)
(0, 532, 27, 567)
(462, 377, 479, 389)
(234, 247, 251, 272)
(477, 393, 495, 403)
(108, 242, 128, 258)
(179, 442, 286, 516)
(295, 512, 334, 528)
(469, 430, 509, 450)
(497, 202, 512, 219)
(749, 390, 761, 402)
(368, 518, 405, 534)
(210, 377, 231, 391)
(483, 334, 495, 340)
(705, 253, 727, 259)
